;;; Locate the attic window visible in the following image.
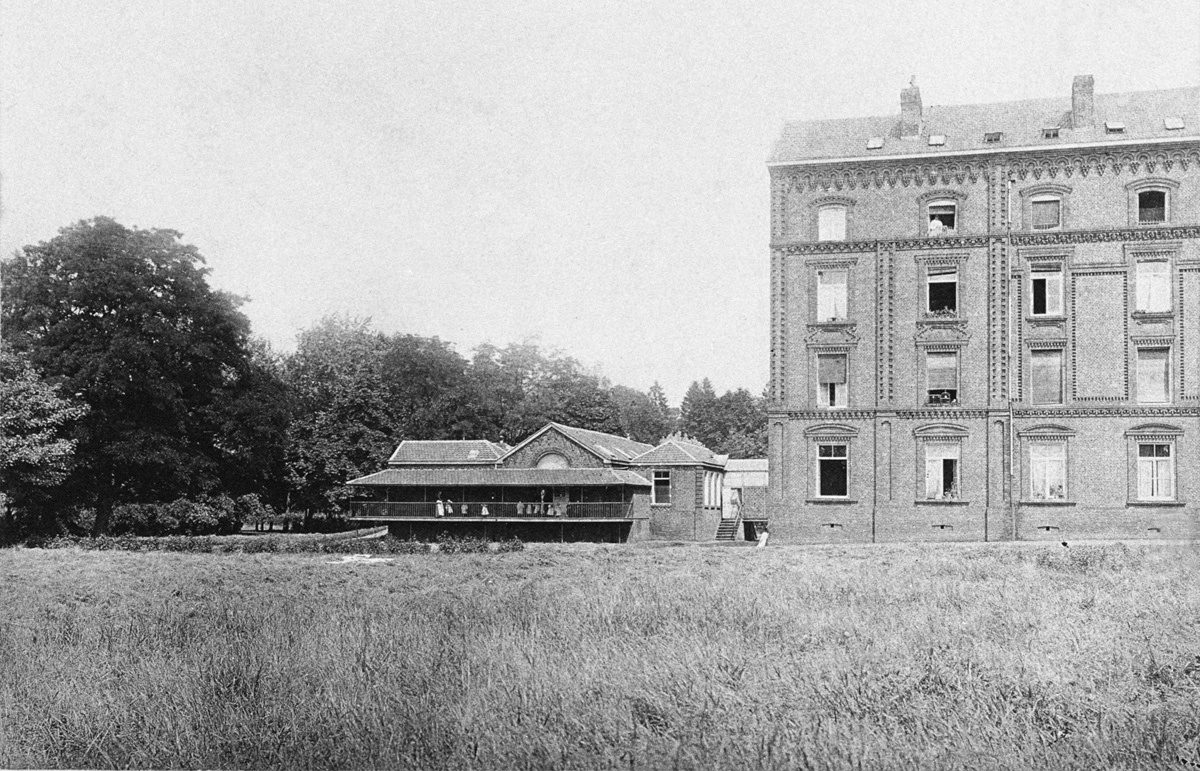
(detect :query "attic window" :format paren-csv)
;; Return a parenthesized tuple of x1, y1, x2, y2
(866, 137, 884, 149)
(1042, 127, 1060, 139)
(928, 135, 946, 146)
(1105, 121, 1126, 134)
(467, 449, 480, 459)
(984, 132, 1002, 143)
(1164, 117, 1184, 130)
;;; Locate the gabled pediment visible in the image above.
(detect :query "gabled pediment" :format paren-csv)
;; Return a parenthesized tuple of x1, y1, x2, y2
(913, 423, 969, 438)
(914, 322, 970, 346)
(804, 423, 859, 437)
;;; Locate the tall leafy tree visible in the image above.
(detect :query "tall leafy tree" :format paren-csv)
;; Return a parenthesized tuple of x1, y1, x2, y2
(2, 218, 254, 533)
(678, 378, 719, 447)
(710, 388, 767, 458)
(0, 351, 88, 530)
(612, 384, 672, 444)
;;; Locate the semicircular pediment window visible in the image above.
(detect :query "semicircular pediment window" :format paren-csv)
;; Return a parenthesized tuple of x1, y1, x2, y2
(536, 453, 570, 469)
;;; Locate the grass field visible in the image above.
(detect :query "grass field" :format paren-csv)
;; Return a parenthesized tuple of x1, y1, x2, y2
(2, 540, 1199, 770)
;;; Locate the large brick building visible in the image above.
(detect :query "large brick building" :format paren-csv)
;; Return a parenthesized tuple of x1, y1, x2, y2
(766, 76, 1200, 542)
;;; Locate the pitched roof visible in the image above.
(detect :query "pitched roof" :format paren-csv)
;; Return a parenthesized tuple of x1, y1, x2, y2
(499, 423, 654, 465)
(631, 438, 725, 467)
(770, 86, 1200, 164)
(347, 467, 650, 487)
(725, 459, 768, 472)
(387, 440, 507, 465)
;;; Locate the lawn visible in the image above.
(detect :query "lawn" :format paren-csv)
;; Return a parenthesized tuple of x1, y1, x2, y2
(1, 541, 1199, 770)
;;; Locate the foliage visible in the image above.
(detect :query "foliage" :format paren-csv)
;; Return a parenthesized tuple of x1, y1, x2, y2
(0, 351, 88, 524)
(679, 380, 767, 457)
(2, 542, 1197, 769)
(0, 218, 269, 533)
(108, 496, 243, 537)
(612, 383, 673, 445)
(34, 531, 523, 555)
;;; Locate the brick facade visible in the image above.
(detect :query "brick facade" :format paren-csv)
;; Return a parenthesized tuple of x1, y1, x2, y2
(767, 78, 1200, 542)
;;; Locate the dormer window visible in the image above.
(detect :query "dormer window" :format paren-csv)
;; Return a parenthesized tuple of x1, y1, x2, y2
(866, 137, 884, 149)
(927, 200, 956, 235)
(1042, 127, 1060, 139)
(1164, 117, 1184, 130)
(928, 135, 946, 146)
(984, 132, 1002, 143)
(1105, 121, 1126, 134)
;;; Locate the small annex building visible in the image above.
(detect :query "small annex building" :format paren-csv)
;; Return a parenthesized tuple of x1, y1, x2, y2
(346, 423, 737, 542)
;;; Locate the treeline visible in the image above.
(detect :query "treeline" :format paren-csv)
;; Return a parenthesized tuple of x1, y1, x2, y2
(0, 218, 765, 537)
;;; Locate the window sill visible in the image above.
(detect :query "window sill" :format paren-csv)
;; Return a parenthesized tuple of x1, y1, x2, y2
(915, 499, 971, 506)
(650, 503, 672, 508)
(1019, 500, 1076, 507)
(812, 319, 852, 326)
(1126, 500, 1187, 508)
(1132, 311, 1173, 320)
(806, 498, 858, 505)
(1027, 315, 1065, 322)
(923, 402, 961, 409)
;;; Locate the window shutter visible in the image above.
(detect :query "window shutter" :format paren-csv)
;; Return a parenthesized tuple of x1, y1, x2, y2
(818, 355, 847, 384)
(927, 353, 958, 390)
(1032, 199, 1060, 228)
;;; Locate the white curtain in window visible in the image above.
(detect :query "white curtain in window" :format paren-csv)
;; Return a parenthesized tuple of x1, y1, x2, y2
(817, 270, 848, 321)
(1030, 443, 1066, 499)
(924, 443, 960, 499)
(818, 206, 846, 241)
(1136, 262, 1170, 313)
(927, 352, 958, 391)
(1137, 349, 1169, 403)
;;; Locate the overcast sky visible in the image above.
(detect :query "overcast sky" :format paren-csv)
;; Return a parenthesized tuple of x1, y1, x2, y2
(3, 0, 1198, 402)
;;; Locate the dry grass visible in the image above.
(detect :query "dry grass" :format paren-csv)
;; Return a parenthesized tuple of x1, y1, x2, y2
(1, 541, 1199, 769)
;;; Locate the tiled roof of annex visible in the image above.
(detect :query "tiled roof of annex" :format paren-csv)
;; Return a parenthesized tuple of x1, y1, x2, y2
(548, 423, 656, 463)
(348, 467, 651, 487)
(630, 436, 726, 467)
(770, 85, 1200, 164)
(387, 440, 508, 465)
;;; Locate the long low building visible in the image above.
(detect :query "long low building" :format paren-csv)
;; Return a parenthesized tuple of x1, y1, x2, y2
(346, 423, 761, 542)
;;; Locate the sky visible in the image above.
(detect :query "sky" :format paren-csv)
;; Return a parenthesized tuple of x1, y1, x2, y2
(2, 0, 1198, 404)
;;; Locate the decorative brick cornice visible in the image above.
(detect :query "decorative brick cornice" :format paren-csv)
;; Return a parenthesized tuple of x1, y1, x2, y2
(777, 236, 989, 254)
(1014, 407, 1200, 418)
(775, 225, 1200, 255)
(1011, 226, 1200, 247)
(777, 145, 1200, 193)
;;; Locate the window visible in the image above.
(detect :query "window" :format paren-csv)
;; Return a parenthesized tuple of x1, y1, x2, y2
(1138, 190, 1166, 224)
(866, 137, 884, 149)
(928, 134, 946, 146)
(1031, 196, 1062, 230)
(817, 354, 848, 408)
(818, 205, 847, 241)
(1164, 117, 1184, 131)
(1030, 443, 1067, 500)
(1031, 350, 1063, 405)
(652, 470, 671, 505)
(817, 444, 848, 497)
(926, 267, 958, 316)
(1042, 127, 1060, 139)
(1136, 261, 1170, 312)
(536, 452, 569, 469)
(703, 471, 721, 507)
(1105, 121, 1126, 134)
(1137, 444, 1174, 500)
(984, 132, 1002, 143)
(927, 200, 956, 235)
(926, 351, 958, 405)
(816, 269, 848, 321)
(1137, 348, 1170, 403)
(924, 443, 960, 500)
(1031, 270, 1063, 316)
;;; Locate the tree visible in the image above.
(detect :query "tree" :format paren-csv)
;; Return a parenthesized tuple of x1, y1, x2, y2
(710, 388, 767, 458)
(2, 218, 254, 533)
(380, 334, 470, 439)
(0, 352, 88, 530)
(612, 384, 672, 445)
(678, 379, 719, 448)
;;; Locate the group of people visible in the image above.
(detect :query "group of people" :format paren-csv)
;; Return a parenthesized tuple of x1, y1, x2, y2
(432, 489, 563, 518)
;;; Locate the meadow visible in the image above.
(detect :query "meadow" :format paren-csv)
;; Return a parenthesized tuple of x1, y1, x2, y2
(1, 540, 1199, 770)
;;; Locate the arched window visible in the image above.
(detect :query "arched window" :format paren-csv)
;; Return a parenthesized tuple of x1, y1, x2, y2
(535, 453, 569, 469)
(817, 205, 847, 241)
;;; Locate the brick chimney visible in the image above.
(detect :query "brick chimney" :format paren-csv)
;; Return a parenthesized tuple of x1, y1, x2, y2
(900, 78, 923, 138)
(1072, 75, 1095, 129)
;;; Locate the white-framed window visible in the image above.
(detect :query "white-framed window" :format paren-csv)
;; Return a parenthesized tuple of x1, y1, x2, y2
(923, 442, 960, 500)
(1030, 269, 1064, 316)
(1030, 349, 1064, 405)
(926, 267, 958, 316)
(927, 200, 957, 235)
(652, 470, 671, 505)
(816, 444, 849, 498)
(926, 351, 958, 405)
(817, 205, 847, 242)
(817, 353, 848, 408)
(1138, 190, 1167, 224)
(1031, 196, 1062, 230)
(1137, 443, 1174, 500)
(703, 471, 722, 508)
(816, 269, 848, 322)
(1030, 443, 1067, 500)
(1135, 261, 1171, 313)
(1136, 348, 1170, 404)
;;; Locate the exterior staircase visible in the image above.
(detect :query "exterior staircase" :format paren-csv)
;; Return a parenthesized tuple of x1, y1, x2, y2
(715, 518, 741, 541)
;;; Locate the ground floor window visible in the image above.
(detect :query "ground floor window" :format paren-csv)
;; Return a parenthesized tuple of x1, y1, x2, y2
(1137, 444, 1174, 500)
(652, 470, 671, 505)
(923, 442, 960, 500)
(817, 444, 849, 497)
(1030, 442, 1067, 500)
